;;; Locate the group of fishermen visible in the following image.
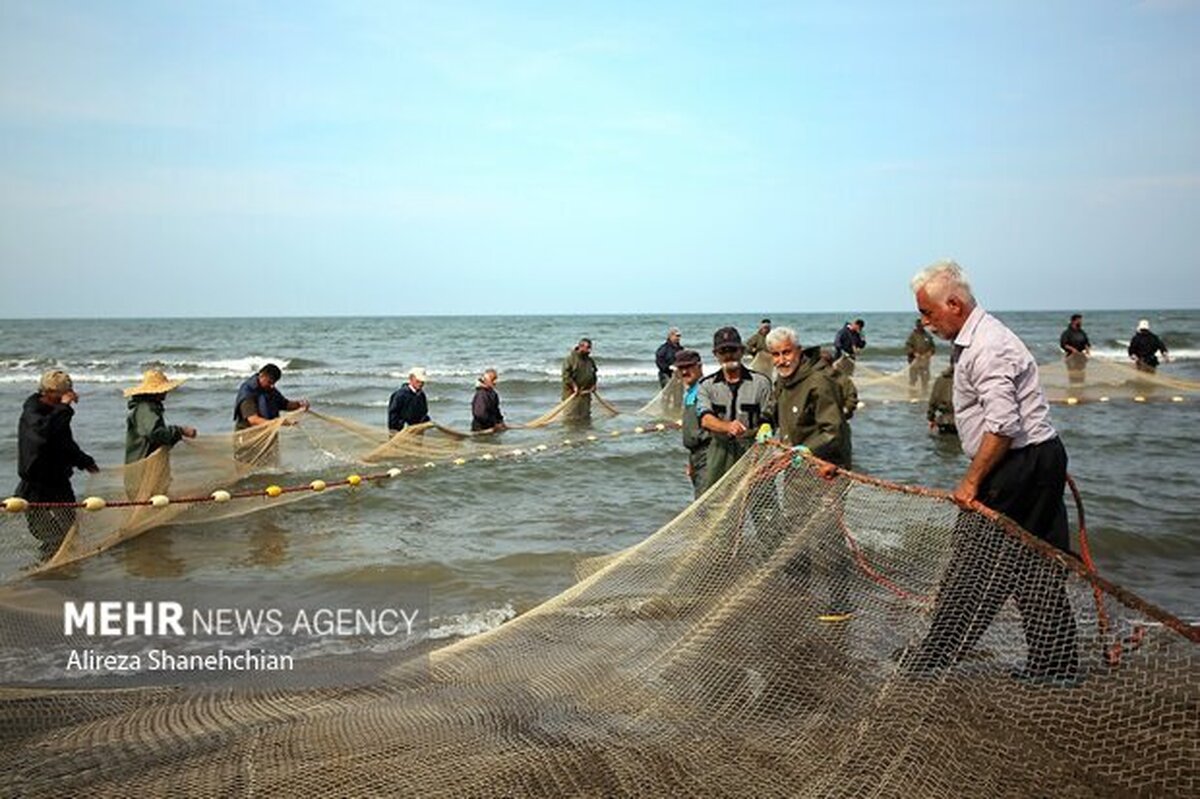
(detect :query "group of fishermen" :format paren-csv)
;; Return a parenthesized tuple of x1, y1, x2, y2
(1058, 314, 1171, 382)
(13, 258, 1166, 683)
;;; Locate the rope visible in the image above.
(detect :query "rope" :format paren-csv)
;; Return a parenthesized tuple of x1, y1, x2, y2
(1067, 473, 1146, 666)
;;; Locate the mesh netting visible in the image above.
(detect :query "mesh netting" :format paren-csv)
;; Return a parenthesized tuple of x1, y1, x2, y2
(0, 394, 667, 581)
(851, 357, 1200, 407)
(1035, 358, 1200, 404)
(1, 446, 1195, 797)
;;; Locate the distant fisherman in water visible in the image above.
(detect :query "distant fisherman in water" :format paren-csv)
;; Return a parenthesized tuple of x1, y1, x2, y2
(673, 349, 709, 497)
(697, 327, 772, 490)
(561, 338, 598, 422)
(123, 370, 197, 500)
(15, 370, 99, 558)
(388, 368, 431, 433)
(905, 317, 937, 395)
(927, 366, 956, 435)
(233, 363, 309, 465)
(1128, 319, 1170, 374)
(471, 369, 507, 433)
(744, 319, 772, 359)
(655, 327, 683, 387)
(234, 363, 309, 430)
(906, 259, 1079, 682)
(1059, 313, 1091, 385)
(832, 318, 866, 364)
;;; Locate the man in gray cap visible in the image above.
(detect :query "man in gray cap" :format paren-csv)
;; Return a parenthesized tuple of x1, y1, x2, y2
(697, 327, 773, 491)
(673, 349, 709, 497)
(15, 370, 99, 558)
(655, 327, 683, 387)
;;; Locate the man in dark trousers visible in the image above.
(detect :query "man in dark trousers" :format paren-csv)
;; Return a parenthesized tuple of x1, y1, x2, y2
(15, 370, 99, 558)
(471, 369, 506, 432)
(905, 259, 1079, 682)
(1059, 313, 1091, 384)
(655, 328, 683, 387)
(388, 367, 431, 433)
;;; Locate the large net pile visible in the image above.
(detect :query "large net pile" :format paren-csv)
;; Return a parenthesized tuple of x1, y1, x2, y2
(1, 446, 1195, 797)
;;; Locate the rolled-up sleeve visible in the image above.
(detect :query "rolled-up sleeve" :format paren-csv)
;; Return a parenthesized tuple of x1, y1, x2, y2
(973, 354, 1022, 440)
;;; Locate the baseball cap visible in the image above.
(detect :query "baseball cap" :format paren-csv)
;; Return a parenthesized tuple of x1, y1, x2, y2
(713, 326, 743, 350)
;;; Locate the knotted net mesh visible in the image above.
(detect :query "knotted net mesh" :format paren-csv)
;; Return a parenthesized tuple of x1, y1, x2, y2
(1, 446, 1195, 797)
(852, 356, 1200, 406)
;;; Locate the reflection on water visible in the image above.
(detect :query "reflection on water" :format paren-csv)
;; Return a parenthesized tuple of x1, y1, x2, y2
(117, 529, 187, 579)
(242, 518, 290, 569)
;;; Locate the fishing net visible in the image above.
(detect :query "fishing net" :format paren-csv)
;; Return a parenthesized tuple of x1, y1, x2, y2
(848, 356, 1200, 407)
(636, 375, 684, 423)
(748, 350, 775, 376)
(0, 390, 678, 582)
(853, 358, 952, 405)
(1, 445, 1195, 797)
(1036, 358, 1200, 404)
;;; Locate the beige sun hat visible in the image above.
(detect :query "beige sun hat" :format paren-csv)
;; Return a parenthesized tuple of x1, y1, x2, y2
(124, 369, 187, 397)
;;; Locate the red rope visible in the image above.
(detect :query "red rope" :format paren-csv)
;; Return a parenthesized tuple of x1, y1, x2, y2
(1067, 473, 1145, 666)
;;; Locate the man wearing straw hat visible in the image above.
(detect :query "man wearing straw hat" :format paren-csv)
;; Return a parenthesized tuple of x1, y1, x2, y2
(15, 370, 99, 558)
(124, 369, 196, 499)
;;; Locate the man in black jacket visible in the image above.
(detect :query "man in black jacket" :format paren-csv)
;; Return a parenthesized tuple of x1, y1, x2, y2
(832, 319, 866, 363)
(15, 370, 99, 558)
(471, 369, 506, 432)
(655, 328, 683, 387)
(388, 367, 432, 433)
(1128, 320, 1170, 373)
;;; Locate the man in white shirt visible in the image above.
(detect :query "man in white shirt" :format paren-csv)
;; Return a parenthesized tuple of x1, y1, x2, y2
(904, 259, 1079, 682)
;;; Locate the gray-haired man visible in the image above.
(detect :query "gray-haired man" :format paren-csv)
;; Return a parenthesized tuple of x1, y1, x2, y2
(905, 259, 1079, 682)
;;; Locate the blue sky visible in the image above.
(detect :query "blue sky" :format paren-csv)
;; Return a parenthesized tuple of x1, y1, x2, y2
(1, 0, 1197, 317)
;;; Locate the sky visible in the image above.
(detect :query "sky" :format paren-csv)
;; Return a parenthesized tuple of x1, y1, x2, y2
(1, 0, 1198, 317)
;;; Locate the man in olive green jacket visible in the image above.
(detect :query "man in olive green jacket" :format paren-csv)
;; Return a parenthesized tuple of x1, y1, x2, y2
(766, 329, 851, 469)
(561, 338, 598, 421)
(905, 318, 937, 394)
(123, 370, 197, 499)
(765, 326, 854, 618)
(927, 366, 956, 435)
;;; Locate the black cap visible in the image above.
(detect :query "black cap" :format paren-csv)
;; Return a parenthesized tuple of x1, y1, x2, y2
(673, 349, 701, 368)
(713, 326, 743, 350)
